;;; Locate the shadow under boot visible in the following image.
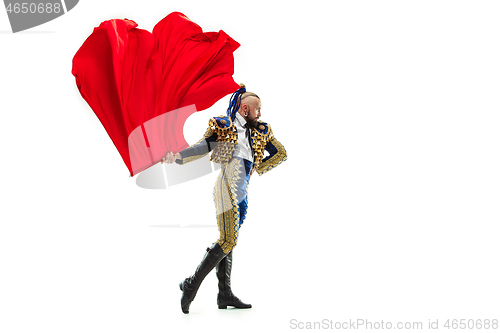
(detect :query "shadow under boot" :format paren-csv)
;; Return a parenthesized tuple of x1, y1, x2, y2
(179, 242, 226, 314)
(216, 250, 252, 309)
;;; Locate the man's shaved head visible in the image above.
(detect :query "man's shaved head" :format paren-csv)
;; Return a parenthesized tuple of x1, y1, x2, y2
(238, 91, 261, 129)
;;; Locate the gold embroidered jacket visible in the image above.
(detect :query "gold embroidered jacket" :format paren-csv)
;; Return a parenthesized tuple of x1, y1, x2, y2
(176, 115, 287, 175)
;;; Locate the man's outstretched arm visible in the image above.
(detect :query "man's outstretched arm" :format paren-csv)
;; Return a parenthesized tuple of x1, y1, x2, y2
(162, 123, 217, 165)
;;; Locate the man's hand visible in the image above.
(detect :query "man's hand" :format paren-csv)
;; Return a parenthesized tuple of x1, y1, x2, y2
(161, 152, 181, 164)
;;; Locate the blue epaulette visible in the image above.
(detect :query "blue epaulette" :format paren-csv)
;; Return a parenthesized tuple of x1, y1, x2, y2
(212, 115, 232, 129)
(255, 121, 270, 136)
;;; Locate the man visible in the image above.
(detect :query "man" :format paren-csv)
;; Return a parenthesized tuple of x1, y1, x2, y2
(162, 84, 287, 314)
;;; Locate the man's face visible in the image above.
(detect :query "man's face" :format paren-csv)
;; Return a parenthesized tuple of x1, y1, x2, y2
(242, 96, 261, 129)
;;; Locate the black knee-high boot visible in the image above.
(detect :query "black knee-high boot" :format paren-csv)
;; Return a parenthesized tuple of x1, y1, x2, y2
(179, 242, 226, 314)
(216, 250, 252, 309)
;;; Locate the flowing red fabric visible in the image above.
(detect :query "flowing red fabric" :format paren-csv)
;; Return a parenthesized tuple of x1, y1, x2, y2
(71, 12, 240, 176)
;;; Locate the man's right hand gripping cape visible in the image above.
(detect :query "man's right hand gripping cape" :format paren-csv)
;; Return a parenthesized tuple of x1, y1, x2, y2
(176, 115, 287, 175)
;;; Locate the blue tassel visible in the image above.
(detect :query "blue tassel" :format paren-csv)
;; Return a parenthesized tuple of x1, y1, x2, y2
(226, 87, 246, 121)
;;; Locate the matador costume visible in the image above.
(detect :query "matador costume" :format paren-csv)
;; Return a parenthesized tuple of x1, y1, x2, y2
(176, 86, 287, 313)
(70, 11, 286, 315)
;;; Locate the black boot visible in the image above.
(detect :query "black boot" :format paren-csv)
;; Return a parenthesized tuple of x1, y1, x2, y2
(179, 242, 226, 314)
(216, 250, 252, 309)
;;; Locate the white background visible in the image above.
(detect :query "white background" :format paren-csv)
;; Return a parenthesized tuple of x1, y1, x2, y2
(1, 1, 499, 332)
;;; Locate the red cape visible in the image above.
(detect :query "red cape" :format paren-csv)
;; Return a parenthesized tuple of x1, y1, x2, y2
(72, 12, 240, 176)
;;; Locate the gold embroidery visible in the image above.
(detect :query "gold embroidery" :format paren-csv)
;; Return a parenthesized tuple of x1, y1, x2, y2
(180, 117, 285, 174)
(214, 158, 244, 254)
(256, 134, 287, 175)
(209, 117, 238, 165)
(251, 123, 271, 170)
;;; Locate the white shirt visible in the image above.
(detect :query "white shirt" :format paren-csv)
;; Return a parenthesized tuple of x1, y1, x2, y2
(232, 112, 254, 162)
